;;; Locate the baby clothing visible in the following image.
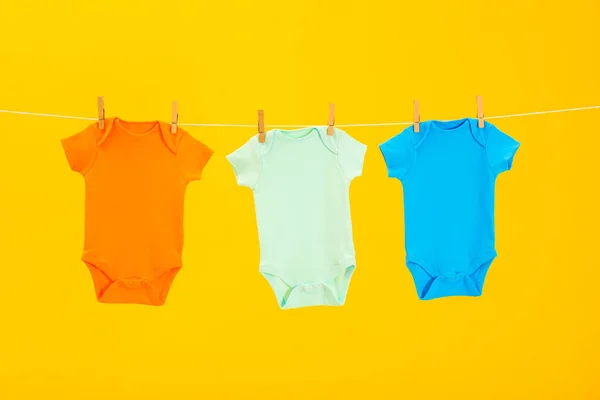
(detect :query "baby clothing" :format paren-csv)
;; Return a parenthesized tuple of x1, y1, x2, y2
(379, 118, 519, 300)
(61, 118, 213, 306)
(226, 127, 366, 309)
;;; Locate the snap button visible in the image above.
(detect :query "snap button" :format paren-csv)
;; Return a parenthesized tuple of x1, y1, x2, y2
(119, 277, 145, 289)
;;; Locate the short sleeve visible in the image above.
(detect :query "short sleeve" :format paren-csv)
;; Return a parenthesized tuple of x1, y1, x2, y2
(61, 125, 98, 175)
(485, 124, 520, 175)
(226, 136, 262, 189)
(336, 129, 367, 181)
(378, 129, 414, 180)
(177, 133, 214, 182)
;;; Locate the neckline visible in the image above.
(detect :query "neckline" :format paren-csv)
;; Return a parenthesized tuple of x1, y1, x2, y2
(114, 118, 161, 137)
(427, 118, 473, 134)
(272, 126, 322, 142)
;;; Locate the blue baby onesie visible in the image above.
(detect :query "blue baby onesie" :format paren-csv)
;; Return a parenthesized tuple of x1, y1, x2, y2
(379, 118, 520, 300)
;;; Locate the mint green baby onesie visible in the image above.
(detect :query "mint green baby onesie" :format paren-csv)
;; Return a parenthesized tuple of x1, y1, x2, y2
(226, 127, 367, 309)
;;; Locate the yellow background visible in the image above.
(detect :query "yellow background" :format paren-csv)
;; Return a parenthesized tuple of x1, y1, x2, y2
(0, 0, 599, 398)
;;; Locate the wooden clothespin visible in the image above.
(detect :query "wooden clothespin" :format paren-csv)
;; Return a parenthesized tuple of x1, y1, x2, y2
(258, 110, 265, 143)
(413, 100, 420, 133)
(97, 96, 105, 130)
(171, 101, 178, 134)
(327, 103, 335, 136)
(476, 95, 484, 128)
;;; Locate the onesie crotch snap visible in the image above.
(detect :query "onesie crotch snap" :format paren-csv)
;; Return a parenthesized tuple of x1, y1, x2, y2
(279, 281, 339, 309)
(301, 283, 322, 292)
(117, 277, 150, 289)
(441, 273, 464, 282)
(96, 276, 163, 306)
(420, 272, 482, 300)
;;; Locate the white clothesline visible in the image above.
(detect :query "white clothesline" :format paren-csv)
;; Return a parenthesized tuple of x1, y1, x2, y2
(1, 105, 599, 128)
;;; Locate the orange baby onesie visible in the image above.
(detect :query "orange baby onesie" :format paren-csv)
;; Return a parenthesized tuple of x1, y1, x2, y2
(61, 118, 213, 306)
